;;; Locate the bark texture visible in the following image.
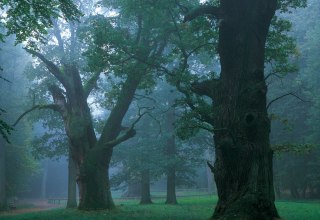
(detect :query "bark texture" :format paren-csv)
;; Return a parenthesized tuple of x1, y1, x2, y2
(212, 1, 278, 219)
(187, 0, 279, 219)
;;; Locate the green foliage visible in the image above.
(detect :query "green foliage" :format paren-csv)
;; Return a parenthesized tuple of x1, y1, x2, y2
(0, 38, 40, 196)
(0, 108, 13, 143)
(0, 0, 82, 47)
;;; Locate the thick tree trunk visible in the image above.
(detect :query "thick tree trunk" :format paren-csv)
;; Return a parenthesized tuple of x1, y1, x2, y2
(0, 139, 7, 211)
(210, 1, 279, 219)
(67, 155, 77, 208)
(140, 169, 152, 204)
(78, 148, 115, 210)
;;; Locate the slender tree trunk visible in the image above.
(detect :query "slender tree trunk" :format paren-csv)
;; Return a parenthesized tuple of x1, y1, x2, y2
(165, 99, 177, 205)
(124, 181, 141, 198)
(0, 139, 7, 211)
(208, 1, 279, 219)
(165, 164, 177, 205)
(165, 137, 177, 205)
(41, 160, 49, 199)
(67, 154, 77, 208)
(140, 169, 152, 204)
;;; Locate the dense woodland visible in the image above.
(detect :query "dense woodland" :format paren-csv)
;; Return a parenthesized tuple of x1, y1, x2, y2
(0, 0, 320, 219)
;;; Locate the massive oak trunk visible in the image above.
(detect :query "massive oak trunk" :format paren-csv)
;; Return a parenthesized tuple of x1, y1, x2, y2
(67, 155, 77, 208)
(210, 1, 279, 219)
(140, 169, 152, 204)
(0, 139, 6, 211)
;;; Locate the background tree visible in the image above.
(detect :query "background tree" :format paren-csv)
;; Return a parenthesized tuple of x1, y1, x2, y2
(0, 39, 39, 211)
(0, 0, 81, 143)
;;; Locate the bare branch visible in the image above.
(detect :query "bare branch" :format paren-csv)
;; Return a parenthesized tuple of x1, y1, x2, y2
(267, 92, 308, 109)
(13, 104, 60, 127)
(184, 5, 221, 22)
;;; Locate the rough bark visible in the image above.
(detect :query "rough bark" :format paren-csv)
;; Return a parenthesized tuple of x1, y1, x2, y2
(140, 169, 152, 204)
(77, 148, 115, 210)
(0, 139, 7, 211)
(186, 0, 279, 219)
(211, 1, 279, 219)
(67, 155, 77, 208)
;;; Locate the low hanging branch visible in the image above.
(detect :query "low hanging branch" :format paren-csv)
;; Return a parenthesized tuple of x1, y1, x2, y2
(12, 104, 60, 127)
(183, 5, 222, 22)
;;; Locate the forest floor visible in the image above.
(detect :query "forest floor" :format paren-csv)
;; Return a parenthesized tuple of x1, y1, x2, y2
(0, 196, 319, 220)
(0, 199, 62, 216)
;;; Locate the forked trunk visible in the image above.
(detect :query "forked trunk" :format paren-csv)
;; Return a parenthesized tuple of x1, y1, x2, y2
(140, 169, 152, 204)
(67, 155, 77, 208)
(211, 1, 279, 219)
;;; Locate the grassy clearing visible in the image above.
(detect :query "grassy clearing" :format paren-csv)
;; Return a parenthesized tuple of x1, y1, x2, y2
(0, 196, 319, 220)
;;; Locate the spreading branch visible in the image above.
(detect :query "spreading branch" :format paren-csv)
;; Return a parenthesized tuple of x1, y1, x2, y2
(184, 5, 221, 22)
(13, 104, 60, 127)
(104, 110, 149, 148)
(25, 48, 67, 86)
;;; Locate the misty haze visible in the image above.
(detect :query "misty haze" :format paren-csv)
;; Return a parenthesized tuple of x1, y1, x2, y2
(0, 0, 319, 220)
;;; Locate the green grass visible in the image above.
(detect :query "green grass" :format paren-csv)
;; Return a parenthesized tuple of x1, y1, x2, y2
(0, 196, 319, 220)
